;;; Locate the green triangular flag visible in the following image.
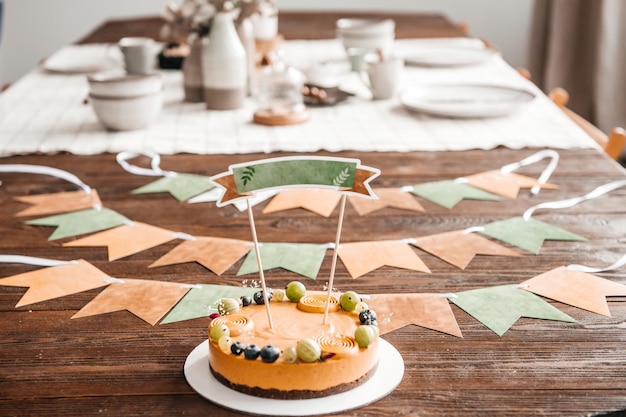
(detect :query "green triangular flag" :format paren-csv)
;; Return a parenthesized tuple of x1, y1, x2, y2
(450, 284, 577, 336)
(161, 284, 259, 324)
(25, 208, 130, 240)
(132, 173, 215, 201)
(237, 243, 328, 280)
(480, 216, 587, 254)
(410, 180, 501, 209)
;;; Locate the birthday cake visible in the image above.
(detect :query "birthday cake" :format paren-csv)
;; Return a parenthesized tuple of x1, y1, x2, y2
(207, 283, 380, 399)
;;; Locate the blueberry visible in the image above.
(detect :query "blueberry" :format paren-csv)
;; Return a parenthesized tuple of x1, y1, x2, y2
(230, 341, 246, 356)
(260, 345, 281, 363)
(253, 290, 273, 305)
(240, 295, 252, 307)
(359, 309, 377, 325)
(244, 344, 261, 360)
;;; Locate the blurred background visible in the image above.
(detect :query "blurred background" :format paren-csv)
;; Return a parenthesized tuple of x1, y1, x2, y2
(0, 0, 623, 137)
(0, 0, 534, 88)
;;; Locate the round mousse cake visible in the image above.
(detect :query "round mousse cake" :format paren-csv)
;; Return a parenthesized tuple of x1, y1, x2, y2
(208, 290, 380, 399)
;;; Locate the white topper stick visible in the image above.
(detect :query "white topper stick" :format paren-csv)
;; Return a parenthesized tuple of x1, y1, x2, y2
(324, 194, 347, 324)
(246, 199, 274, 329)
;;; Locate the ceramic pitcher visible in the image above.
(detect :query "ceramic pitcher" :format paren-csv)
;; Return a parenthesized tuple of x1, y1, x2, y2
(201, 12, 247, 110)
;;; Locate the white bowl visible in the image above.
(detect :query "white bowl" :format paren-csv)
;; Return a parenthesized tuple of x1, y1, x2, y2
(87, 72, 163, 98)
(336, 18, 395, 53)
(336, 18, 395, 37)
(90, 91, 162, 131)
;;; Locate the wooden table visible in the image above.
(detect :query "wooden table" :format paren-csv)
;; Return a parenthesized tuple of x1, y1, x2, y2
(2, 12, 626, 417)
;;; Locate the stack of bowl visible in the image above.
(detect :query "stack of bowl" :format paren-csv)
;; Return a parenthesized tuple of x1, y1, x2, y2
(87, 72, 163, 131)
(335, 18, 396, 55)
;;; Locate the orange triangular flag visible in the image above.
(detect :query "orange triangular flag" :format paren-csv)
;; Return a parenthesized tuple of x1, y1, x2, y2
(14, 190, 102, 217)
(338, 240, 431, 278)
(519, 266, 626, 316)
(368, 293, 462, 337)
(348, 187, 425, 216)
(462, 170, 558, 199)
(413, 230, 521, 269)
(63, 222, 177, 261)
(72, 279, 190, 325)
(0, 259, 111, 307)
(262, 188, 343, 217)
(150, 236, 252, 275)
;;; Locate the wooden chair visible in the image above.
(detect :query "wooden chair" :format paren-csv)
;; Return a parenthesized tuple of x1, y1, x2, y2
(549, 87, 626, 160)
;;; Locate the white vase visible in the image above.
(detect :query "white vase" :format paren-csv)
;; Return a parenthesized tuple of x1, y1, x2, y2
(201, 12, 247, 110)
(182, 34, 204, 103)
(237, 17, 257, 96)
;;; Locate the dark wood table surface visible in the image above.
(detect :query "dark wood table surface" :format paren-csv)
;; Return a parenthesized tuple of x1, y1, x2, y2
(2, 11, 626, 417)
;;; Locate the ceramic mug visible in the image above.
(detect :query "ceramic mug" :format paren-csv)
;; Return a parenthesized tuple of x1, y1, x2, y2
(361, 55, 404, 100)
(118, 37, 157, 75)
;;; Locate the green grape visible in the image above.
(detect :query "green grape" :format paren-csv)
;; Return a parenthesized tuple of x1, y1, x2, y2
(218, 335, 232, 352)
(296, 338, 321, 362)
(210, 323, 230, 343)
(340, 291, 360, 311)
(272, 289, 286, 302)
(354, 325, 377, 348)
(354, 301, 369, 314)
(217, 297, 241, 315)
(285, 281, 306, 302)
(283, 346, 298, 364)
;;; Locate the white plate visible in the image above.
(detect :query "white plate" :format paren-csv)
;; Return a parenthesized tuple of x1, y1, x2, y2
(42, 44, 121, 74)
(184, 339, 404, 416)
(400, 84, 536, 119)
(404, 46, 497, 67)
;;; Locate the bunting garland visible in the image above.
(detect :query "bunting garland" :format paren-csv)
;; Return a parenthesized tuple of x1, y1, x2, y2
(2, 251, 624, 336)
(1, 155, 626, 338)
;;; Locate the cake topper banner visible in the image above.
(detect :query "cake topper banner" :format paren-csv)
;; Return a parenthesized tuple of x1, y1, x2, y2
(210, 156, 381, 328)
(210, 156, 380, 206)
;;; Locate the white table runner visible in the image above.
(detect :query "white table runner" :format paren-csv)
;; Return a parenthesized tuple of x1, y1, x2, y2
(0, 39, 596, 156)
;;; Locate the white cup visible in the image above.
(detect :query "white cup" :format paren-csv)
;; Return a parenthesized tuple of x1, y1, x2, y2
(361, 55, 404, 100)
(118, 37, 157, 75)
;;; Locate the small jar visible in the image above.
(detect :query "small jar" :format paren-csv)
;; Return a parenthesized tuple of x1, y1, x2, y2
(256, 59, 306, 116)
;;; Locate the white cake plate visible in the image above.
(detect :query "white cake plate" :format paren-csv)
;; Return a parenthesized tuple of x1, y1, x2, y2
(184, 339, 404, 416)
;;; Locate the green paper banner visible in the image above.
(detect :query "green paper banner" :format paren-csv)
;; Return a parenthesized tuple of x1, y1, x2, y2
(234, 159, 357, 193)
(211, 157, 379, 206)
